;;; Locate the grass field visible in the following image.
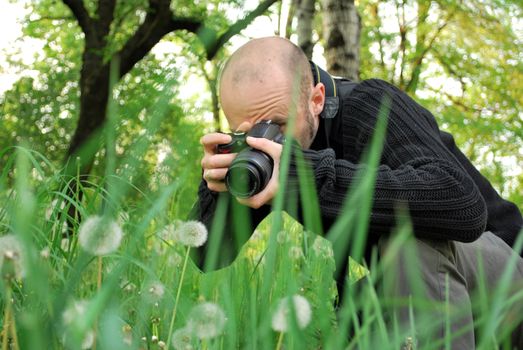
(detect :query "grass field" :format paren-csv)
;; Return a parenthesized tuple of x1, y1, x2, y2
(1, 82, 522, 350)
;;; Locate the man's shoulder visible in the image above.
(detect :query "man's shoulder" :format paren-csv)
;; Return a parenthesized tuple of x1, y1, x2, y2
(351, 78, 396, 91)
(337, 78, 397, 101)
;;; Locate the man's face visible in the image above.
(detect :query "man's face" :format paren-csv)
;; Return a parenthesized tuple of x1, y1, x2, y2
(220, 68, 319, 149)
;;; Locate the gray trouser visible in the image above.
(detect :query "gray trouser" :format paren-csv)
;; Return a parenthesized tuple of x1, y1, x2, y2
(379, 232, 523, 349)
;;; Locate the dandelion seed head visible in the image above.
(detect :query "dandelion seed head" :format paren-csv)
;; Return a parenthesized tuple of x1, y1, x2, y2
(40, 246, 51, 259)
(158, 340, 166, 348)
(62, 300, 88, 325)
(187, 302, 226, 339)
(122, 324, 133, 345)
(288, 246, 304, 260)
(175, 221, 208, 247)
(81, 330, 95, 349)
(171, 327, 196, 350)
(61, 328, 95, 350)
(144, 281, 165, 302)
(251, 229, 263, 241)
(160, 221, 182, 241)
(312, 236, 334, 259)
(276, 230, 288, 244)
(271, 294, 312, 332)
(120, 279, 136, 293)
(0, 234, 26, 280)
(78, 215, 123, 256)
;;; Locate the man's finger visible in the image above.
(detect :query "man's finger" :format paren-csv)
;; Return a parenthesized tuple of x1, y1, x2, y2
(200, 133, 232, 153)
(207, 182, 227, 192)
(201, 153, 236, 169)
(204, 168, 229, 183)
(245, 136, 282, 159)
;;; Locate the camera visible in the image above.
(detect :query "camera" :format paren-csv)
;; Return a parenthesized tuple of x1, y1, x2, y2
(216, 120, 285, 198)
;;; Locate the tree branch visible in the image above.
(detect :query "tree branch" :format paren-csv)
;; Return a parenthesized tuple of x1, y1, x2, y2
(204, 0, 279, 60)
(395, 0, 407, 89)
(372, 4, 386, 71)
(285, 0, 297, 39)
(62, 0, 92, 35)
(117, 0, 201, 78)
(27, 16, 75, 24)
(109, 4, 138, 41)
(405, 12, 453, 92)
(116, 0, 276, 79)
(96, 0, 117, 37)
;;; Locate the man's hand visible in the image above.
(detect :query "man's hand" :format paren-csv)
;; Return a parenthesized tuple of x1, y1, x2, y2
(236, 136, 283, 209)
(200, 133, 236, 192)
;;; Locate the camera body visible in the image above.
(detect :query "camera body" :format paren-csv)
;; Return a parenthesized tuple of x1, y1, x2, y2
(216, 120, 285, 198)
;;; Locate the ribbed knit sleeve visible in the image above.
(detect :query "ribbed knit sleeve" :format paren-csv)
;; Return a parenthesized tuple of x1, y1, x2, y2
(289, 79, 488, 242)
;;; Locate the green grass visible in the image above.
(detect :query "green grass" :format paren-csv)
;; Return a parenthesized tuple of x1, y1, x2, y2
(2, 141, 523, 350)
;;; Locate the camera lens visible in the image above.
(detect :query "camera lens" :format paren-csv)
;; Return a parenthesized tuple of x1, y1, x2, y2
(226, 149, 273, 198)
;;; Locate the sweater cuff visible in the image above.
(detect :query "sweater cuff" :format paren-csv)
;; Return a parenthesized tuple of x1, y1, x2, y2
(288, 143, 335, 175)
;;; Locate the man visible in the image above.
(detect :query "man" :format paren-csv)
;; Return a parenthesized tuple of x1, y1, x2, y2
(190, 36, 523, 348)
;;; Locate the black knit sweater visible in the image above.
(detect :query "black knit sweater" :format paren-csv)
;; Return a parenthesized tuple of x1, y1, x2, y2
(191, 78, 523, 269)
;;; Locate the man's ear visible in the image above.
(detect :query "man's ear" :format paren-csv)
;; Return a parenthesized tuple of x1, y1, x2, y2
(310, 83, 325, 116)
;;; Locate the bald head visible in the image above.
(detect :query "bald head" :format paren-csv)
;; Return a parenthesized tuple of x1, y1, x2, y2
(220, 37, 313, 106)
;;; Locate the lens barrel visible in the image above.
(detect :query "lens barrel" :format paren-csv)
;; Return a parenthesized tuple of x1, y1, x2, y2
(225, 149, 273, 198)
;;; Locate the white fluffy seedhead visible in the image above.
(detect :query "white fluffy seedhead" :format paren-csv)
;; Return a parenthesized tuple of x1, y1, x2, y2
(171, 327, 197, 350)
(187, 302, 227, 339)
(175, 221, 208, 248)
(271, 294, 312, 332)
(78, 215, 123, 256)
(0, 234, 26, 280)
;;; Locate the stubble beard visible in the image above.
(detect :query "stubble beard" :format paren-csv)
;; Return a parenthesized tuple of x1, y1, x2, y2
(303, 110, 316, 149)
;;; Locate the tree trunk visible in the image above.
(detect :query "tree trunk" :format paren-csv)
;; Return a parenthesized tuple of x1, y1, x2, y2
(66, 53, 111, 176)
(296, 0, 315, 58)
(321, 0, 361, 81)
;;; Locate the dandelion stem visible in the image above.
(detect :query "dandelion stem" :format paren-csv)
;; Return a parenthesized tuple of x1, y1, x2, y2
(275, 331, 284, 350)
(9, 305, 19, 350)
(166, 246, 191, 350)
(2, 281, 20, 350)
(92, 256, 103, 350)
(1, 285, 12, 350)
(97, 256, 103, 289)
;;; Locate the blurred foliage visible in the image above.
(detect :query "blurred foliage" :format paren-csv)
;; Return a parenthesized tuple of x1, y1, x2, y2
(357, 0, 523, 208)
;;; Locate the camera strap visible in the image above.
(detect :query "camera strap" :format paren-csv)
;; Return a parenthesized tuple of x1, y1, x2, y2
(309, 61, 358, 148)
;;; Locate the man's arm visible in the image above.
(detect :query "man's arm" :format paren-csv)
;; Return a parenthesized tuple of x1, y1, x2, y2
(287, 79, 488, 242)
